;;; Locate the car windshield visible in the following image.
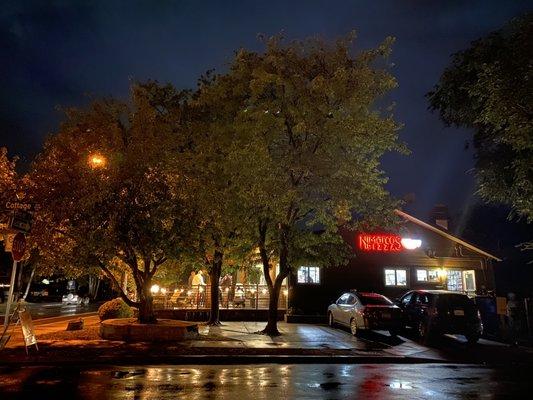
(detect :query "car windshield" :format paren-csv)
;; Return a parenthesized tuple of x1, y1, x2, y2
(437, 294, 473, 309)
(358, 294, 392, 305)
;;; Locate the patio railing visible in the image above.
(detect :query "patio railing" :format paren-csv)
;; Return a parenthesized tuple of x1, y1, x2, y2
(153, 284, 287, 310)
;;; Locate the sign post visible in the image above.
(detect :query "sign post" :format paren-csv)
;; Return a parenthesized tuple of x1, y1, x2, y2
(3, 233, 26, 330)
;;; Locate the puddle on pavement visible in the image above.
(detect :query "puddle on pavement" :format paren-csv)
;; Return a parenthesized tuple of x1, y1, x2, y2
(389, 381, 413, 389)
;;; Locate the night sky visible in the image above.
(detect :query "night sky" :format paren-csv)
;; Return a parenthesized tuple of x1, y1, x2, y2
(1, 1, 531, 221)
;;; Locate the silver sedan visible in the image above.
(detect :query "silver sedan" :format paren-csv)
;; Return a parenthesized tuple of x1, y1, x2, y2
(327, 291, 403, 336)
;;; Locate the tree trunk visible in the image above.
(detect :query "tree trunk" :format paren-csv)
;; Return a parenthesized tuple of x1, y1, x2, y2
(259, 222, 290, 336)
(261, 276, 285, 336)
(94, 279, 101, 300)
(137, 279, 156, 324)
(88, 275, 101, 300)
(207, 250, 223, 325)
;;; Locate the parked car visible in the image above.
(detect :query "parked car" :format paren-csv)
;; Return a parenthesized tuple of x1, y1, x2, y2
(62, 292, 80, 305)
(327, 291, 403, 336)
(62, 292, 89, 305)
(395, 290, 483, 343)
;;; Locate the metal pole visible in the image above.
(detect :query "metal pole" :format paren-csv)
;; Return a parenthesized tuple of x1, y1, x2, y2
(3, 260, 18, 330)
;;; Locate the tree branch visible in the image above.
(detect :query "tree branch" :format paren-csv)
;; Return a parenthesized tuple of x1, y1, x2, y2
(258, 219, 273, 290)
(98, 260, 140, 307)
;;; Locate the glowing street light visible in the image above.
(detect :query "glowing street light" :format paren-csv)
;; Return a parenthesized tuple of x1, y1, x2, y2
(150, 284, 160, 294)
(88, 153, 107, 169)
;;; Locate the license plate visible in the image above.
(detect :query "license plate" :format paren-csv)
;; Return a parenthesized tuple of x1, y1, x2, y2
(382, 312, 391, 319)
(453, 309, 464, 316)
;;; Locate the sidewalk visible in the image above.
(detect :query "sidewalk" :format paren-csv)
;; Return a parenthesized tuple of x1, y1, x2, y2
(1, 316, 532, 366)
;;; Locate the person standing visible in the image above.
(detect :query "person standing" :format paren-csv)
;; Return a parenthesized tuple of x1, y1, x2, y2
(220, 274, 232, 308)
(192, 270, 206, 307)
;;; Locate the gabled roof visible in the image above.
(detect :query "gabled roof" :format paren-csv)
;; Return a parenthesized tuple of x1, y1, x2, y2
(395, 209, 502, 262)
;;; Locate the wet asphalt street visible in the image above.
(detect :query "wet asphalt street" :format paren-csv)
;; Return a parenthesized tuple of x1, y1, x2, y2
(0, 302, 100, 320)
(0, 363, 529, 399)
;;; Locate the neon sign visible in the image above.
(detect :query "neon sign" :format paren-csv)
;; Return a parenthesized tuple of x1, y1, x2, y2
(358, 234, 403, 252)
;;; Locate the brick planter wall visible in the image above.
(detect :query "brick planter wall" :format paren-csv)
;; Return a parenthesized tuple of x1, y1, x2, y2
(100, 318, 199, 342)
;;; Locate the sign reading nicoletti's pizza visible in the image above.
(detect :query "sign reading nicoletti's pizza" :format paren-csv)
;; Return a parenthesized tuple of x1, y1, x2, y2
(357, 233, 403, 252)
(357, 233, 422, 252)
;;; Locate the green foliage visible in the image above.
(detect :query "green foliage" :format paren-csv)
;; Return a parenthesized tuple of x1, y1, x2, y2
(98, 298, 134, 321)
(209, 33, 406, 333)
(230, 33, 404, 260)
(428, 14, 533, 223)
(29, 84, 195, 322)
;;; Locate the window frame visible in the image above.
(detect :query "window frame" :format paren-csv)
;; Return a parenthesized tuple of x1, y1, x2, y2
(384, 268, 408, 287)
(337, 293, 350, 305)
(416, 268, 440, 283)
(296, 266, 321, 285)
(401, 292, 413, 306)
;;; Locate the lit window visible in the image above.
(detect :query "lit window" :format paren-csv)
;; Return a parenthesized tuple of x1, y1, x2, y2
(428, 270, 439, 282)
(385, 268, 407, 286)
(297, 266, 320, 284)
(417, 268, 440, 282)
(417, 269, 428, 281)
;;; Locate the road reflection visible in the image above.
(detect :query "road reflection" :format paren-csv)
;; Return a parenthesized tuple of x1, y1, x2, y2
(0, 364, 529, 400)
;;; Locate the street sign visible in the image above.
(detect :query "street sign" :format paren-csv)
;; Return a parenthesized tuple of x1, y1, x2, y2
(9, 210, 32, 233)
(4, 201, 37, 212)
(11, 232, 26, 261)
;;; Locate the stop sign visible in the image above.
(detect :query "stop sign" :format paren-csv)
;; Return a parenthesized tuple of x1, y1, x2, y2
(11, 232, 26, 261)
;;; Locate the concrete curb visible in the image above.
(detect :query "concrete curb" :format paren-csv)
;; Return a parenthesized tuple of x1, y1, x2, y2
(0, 354, 450, 367)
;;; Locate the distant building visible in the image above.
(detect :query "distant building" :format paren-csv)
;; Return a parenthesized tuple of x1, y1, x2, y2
(288, 209, 500, 316)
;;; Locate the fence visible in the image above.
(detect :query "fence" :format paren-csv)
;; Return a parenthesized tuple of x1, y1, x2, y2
(153, 284, 288, 310)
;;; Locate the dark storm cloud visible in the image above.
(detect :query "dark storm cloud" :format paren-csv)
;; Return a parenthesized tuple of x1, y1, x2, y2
(0, 0, 531, 217)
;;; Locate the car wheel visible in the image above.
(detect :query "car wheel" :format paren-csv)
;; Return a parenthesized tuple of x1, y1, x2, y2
(350, 318, 358, 336)
(328, 312, 335, 327)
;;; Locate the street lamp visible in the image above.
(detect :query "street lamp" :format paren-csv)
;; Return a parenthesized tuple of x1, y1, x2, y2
(88, 153, 107, 169)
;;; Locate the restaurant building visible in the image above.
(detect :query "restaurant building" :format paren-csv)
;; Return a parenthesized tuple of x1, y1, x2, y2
(288, 209, 501, 317)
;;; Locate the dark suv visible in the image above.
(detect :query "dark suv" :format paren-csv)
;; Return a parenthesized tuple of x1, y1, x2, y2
(396, 290, 483, 343)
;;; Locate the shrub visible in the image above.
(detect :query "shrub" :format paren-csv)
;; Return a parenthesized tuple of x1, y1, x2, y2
(98, 298, 134, 321)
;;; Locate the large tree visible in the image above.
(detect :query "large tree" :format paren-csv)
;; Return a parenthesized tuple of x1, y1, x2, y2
(225, 34, 406, 335)
(428, 14, 533, 223)
(30, 84, 192, 323)
(173, 71, 256, 325)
